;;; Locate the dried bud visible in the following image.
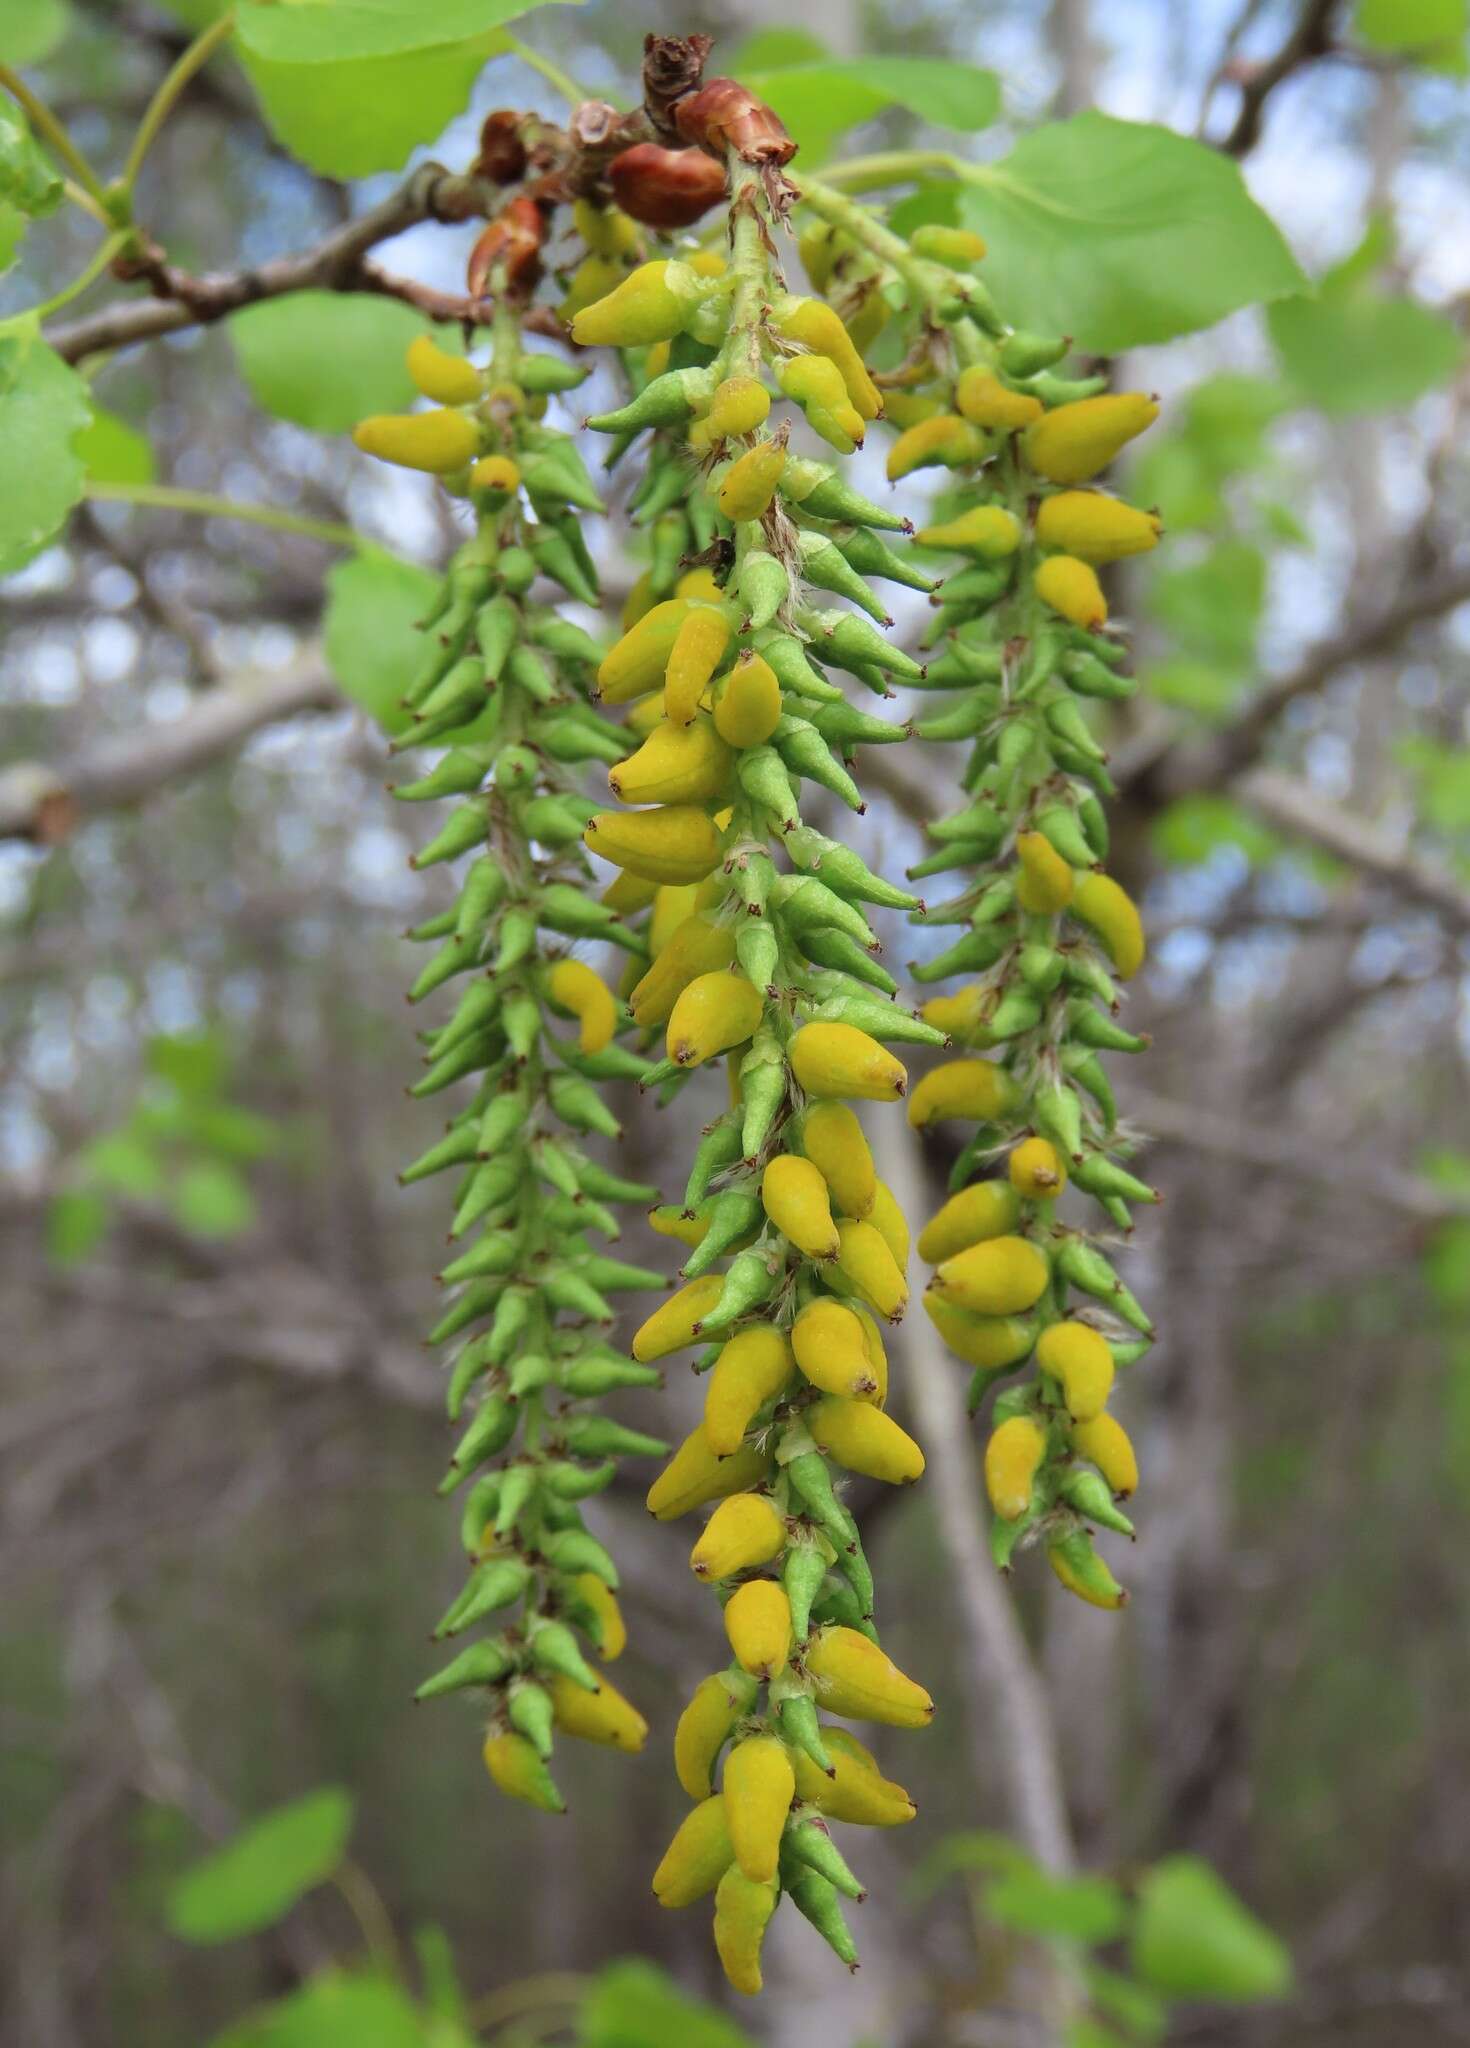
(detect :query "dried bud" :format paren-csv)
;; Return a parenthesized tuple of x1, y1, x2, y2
(673, 78, 795, 168)
(467, 194, 546, 301)
(608, 143, 727, 229)
(641, 32, 714, 140)
(474, 110, 529, 185)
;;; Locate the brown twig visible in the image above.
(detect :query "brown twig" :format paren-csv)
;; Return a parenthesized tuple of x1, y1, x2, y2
(0, 663, 340, 843)
(1214, 0, 1345, 156)
(47, 163, 501, 365)
(1115, 562, 1470, 803)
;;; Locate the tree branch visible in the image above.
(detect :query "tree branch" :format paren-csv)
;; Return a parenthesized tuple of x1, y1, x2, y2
(1214, 0, 1345, 156)
(1125, 1085, 1470, 1222)
(1115, 563, 1470, 806)
(1233, 766, 1470, 932)
(0, 662, 340, 842)
(46, 162, 502, 365)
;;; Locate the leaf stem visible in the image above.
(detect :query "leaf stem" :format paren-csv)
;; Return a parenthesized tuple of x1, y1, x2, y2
(499, 31, 599, 110)
(9, 230, 129, 325)
(794, 172, 997, 365)
(805, 147, 968, 194)
(465, 1972, 588, 2036)
(85, 483, 363, 550)
(0, 65, 109, 204)
(63, 178, 113, 227)
(121, 8, 238, 192)
(329, 1856, 401, 1977)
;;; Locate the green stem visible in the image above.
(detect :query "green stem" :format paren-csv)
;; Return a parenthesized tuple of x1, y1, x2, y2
(330, 1857, 401, 1977)
(796, 172, 997, 368)
(122, 8, 237, 191)
(85, 482, 363, 550)
(63, 177, 113, 227)
(13, 230, 128, 324)
(721, 156, 772, 413)
(804, 147, 966, 195)
(795, 174, 946, 311)
(499, 31, 599, 109)
(466, 1973, 588, 2036)
(0, 65, 108, 203)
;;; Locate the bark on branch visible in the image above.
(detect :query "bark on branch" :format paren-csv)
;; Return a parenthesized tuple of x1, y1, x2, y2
(47, 164, 502, 365)
(0, 663, 340, 842)
(1234, 766, 1470, 932)
(1115, 564, 1470, 807)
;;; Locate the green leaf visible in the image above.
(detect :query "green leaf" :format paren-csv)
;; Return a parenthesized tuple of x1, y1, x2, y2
(1150, 541, 1266, 669)
(74, 406, 157, 487)
(0, 332, 92, 575)
(1356, 0, 1466, 69)
(1132, 1857, 1292, 2003)
(82, 1128, 165, 1198)
(5, 0, 72, 65)
(0, 100, 63, 221)
(1425, 1220, 1470, 1311)
(172, 1160, 256, 1238)
(1065, 2023, 1129, 2048)
(985, 1868, 1128, 1944)
(906, 1829, 1034, 1902)
(1131, 373, 1289, 533)
(959, 113, 1306, 353)
(167, 1789, 353, 1943)
(147, 1030, 229, 1098)
(1395, 737, 1470, 834)
(0, 204, 24, 277)
(743, 58, 999, 166)
(234, 1, 576, 177)
(580, 1961, 757, 2048)
(1084, 1963, 1168, 2043)
(1268, 291, 1463, 414)
(229, 294, 455, 435)
(323, 548, 439, 735)
(1419, 1148, 1470, 1197)
(209, 1972, 426, 2048)
(1444, 1335, 1470, 1503)
(46, 1188, 109, 1265)
(726, 28, 829, 70)
(191, 1105, 282, 1162)
(1147, 658, 1249, 722)
(1153, 795, 1284, 868)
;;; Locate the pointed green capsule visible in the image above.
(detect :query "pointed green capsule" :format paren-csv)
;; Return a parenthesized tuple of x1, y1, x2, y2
(527, 1617, 599, 1691)
(784, 1451, 859, 1554)
(507, 1679, 556, 1759)
(560, 1414, 669, 1460)
(584, 366, 713, 434)
(415, 1637, 514, 1701)
(680, 1188, 764, 1279)
(781, 456, 911, 531)
(782, 1539, 830, 1643)
(773, 718, 864, 812)
(803, 608, 924, 681)
(1059, 1468, 1136, 1537)
(797, 530, 890, 623)
(435, 1556, 532, 1638)
(777, 1693, 833, 1774)
(402, 1119, 481, 1186)
(784, 1817, 865, 1901)
(541, 1525, 621, 1587)
(835, 524, 938, 593)
(445, 1394, 518, 1482)
(737, 549, 790, 631)
(786, 1865, 859, 1967)
(1054, 1236, 1153, 1335)
(695, 1246, 777, 1337)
